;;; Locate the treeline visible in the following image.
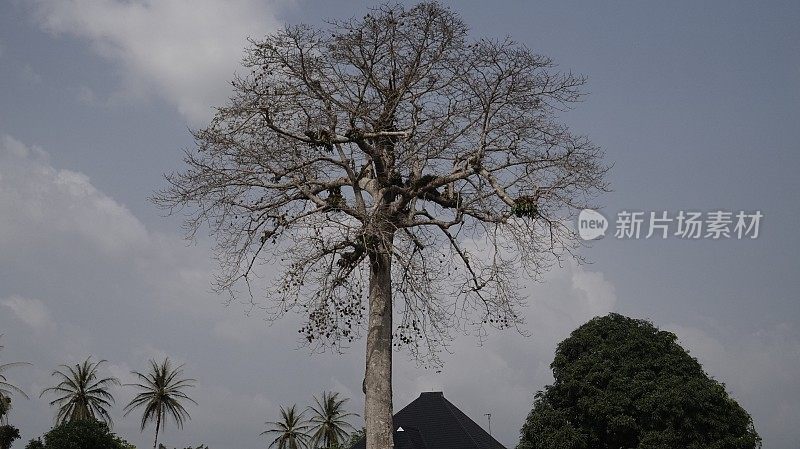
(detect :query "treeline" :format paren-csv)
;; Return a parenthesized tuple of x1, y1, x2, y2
(1, 338, 360, 449)
(0, 347, 196, 449)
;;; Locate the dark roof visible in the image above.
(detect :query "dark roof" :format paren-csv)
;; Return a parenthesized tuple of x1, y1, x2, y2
(352, 391, 507, 449)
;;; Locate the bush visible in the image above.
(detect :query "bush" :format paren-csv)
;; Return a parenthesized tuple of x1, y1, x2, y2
(33, 419, 132, 449)
(0, 425, 20, 449)
(25, 439, 44, 449)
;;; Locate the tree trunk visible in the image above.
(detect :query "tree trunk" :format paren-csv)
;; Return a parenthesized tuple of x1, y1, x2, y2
(364, 232, 394, 449)
(153, 411, 161, 449)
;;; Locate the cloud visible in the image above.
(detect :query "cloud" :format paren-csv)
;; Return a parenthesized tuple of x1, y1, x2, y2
(213, 317, 262, 344)
(33, 0, 287, 123)
(0, 134, 149, 256)
(1, 295, 56, 332)
(19, 64, 43, 84)
(74, 85, 97, 105)
(106, 361, 137, 386)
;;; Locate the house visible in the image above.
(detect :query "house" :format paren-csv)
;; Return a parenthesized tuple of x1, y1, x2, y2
(352, 391, 507, 449)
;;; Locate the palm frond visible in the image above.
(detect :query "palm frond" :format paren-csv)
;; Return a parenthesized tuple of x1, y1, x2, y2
(40, 357, 119, 425)
(0, 336, 31, 403)
(123, 357, 196, 435)
(262, 405, 311, 449)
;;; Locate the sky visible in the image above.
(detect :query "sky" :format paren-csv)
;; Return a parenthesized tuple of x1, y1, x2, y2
(0, 0, 799, 448)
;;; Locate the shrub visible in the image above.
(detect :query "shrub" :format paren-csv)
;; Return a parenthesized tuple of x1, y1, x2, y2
(25, 439, 44, 449)
(33, 419, 132, 449)
(0, 425, 20, 449)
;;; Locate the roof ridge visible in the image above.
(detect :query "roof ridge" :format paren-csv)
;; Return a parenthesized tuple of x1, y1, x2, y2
(439, 395, 481, 449)
(441, 394, 506, 449)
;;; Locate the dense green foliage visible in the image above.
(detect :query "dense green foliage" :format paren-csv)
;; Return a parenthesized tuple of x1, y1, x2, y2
(0, 424, 20, 449)
(32, 419, 131, 449)
(40, 358, 120, 425)
(343, 428, 365, 449)
(115, 437, 138, 449)
(518, 314, 761, 449)
(25, 439, 45, 449)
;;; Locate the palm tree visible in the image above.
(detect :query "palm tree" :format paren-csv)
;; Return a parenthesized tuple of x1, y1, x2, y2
(307, 392, 357, 449)
(40, 357, 120, 425)
(0, 336, 30, 425)
(262, 405, 311, 449)
(124, 358, 196, 449)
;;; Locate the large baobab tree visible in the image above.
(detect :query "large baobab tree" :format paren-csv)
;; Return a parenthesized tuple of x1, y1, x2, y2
(154, 3, 607, 448)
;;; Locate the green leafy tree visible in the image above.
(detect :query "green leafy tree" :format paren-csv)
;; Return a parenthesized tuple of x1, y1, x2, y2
(124, 358, 196, 449)
(25, 439, 45, 449)
(0, 424, 20, 449)
(262, 405, 311, 449)
(341, 428, 364, 449)
(0, 335, 30, 425)
(308, 392, 357, 449)
(517, 313, 761, 449)
(34, 419, 131, 449)
(114, 436, 138, 449)
(41, 358, 120, 425)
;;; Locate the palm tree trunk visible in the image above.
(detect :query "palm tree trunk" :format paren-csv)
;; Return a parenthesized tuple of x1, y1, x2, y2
(153, 411, 161, 449)
(364, 240, 394, 449)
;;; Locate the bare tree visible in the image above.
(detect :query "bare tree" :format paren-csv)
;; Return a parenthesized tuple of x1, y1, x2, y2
(153, 3, 607, 449)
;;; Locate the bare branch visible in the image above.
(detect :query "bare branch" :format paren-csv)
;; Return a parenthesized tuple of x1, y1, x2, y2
(152, 2, 608, 365)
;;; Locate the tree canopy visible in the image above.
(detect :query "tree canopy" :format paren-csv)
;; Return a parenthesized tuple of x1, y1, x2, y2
(0, 424, 20, 449)
(124, 358, 196, 449)
(518, 313, 761, 449)
(40, 358, 120, 426)
(153, 1, 607, 363)
(30, 419, 133, 449)
(153, 3, 607, 447)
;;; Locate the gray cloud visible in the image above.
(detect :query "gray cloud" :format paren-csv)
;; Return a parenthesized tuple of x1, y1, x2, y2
(33, 0, 287, 123)
(0, 135, 149, 256)
(1, 295, 56, 333)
